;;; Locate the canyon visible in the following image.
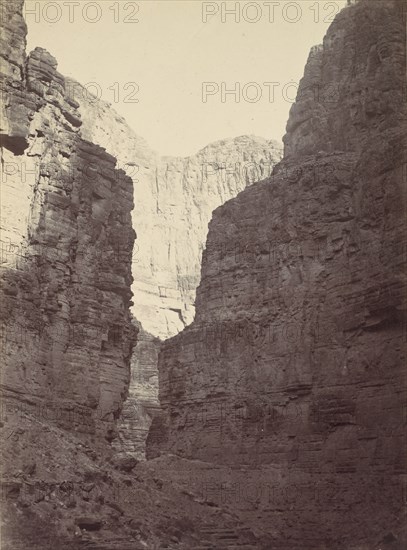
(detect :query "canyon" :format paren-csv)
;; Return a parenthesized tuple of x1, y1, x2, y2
(0, 0, 406, 549)
(0, 1, 267, 547)
(63, 77, 283, 457)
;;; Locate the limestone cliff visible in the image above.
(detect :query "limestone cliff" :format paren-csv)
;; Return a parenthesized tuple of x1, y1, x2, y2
(69, 79, 282, 339)
(67, 80, 282, 456)
(150, 0, 407, 547)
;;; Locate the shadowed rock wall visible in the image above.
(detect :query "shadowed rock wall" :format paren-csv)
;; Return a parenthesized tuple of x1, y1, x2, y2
(150, 0, 407, 547)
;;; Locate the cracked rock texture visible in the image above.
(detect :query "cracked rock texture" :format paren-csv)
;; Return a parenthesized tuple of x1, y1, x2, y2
(150, 0, 407, 547)
(69, 78, 282, 457)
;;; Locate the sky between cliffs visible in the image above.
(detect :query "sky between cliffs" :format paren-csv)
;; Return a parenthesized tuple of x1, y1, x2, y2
(26, 0, 347, 156)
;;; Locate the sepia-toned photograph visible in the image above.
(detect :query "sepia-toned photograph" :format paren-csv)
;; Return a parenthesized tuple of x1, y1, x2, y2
(0, 0, 406, 548)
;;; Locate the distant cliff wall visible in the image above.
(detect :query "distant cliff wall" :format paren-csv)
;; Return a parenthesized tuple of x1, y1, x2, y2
(149, 0, 407, 547)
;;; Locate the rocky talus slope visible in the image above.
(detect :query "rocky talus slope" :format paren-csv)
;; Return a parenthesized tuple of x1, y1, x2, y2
(70, 79, 282, 457)
(149, 0, 407, 547)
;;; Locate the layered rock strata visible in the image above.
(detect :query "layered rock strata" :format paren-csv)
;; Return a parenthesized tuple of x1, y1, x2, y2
(71, 86, 282, 339)
(0, 0, 136, 440)
(113, 324, 162, 457)
(121, 137, 282, 457)
(150, 0, 407, 547)
(69, 79, 282, 456)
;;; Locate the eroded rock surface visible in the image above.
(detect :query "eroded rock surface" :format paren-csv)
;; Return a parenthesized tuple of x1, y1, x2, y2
(68, 78, 282, 457)
(150, 0, 407, 547)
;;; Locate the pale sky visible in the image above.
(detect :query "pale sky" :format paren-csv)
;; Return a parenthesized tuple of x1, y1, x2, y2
(25, 0, 347, 156)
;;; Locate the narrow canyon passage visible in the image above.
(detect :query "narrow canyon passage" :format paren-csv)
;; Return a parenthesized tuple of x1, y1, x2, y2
(0, 0, 406, 549)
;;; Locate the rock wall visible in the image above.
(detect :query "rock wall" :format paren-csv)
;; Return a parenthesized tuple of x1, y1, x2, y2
(150, 0, 407, 547)
(113, 324, 162, 457)
(122, 138, 282, 457)
(134, 136, 282, 339)
(71, 88, 282, 339)
(68, 79, 282, 456)
(0, 0, 136, 439)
